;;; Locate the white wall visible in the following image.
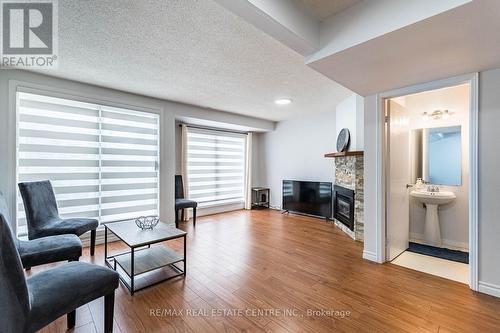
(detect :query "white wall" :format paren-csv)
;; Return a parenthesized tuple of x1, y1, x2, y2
(336, 94, 364, 150)
(478, 68, 500, 296)
(362, 94, 382, 262)
(254, 109, 337, 209)
(0, 69, 274, 230)
(404, 84, 469, 250)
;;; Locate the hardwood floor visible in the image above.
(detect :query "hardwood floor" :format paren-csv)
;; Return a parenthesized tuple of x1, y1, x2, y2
(34, 209, 500, 333)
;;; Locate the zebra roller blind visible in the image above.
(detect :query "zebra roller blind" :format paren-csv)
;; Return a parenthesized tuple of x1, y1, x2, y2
(186, 127, 246, 207)
(16, 91, 159, 236)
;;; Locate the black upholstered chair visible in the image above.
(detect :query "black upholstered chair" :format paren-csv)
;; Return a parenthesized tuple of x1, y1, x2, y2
(175, 175, 197, 228)
(0, 205, 119, 333)
(18, 235, 82, 269)
(0, 191, 82, 269)
(18, 180, 98, 255)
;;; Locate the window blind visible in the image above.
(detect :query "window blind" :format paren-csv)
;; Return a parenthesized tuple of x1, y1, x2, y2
(16, 92, 159, 236)
(186, 127, 246, 208)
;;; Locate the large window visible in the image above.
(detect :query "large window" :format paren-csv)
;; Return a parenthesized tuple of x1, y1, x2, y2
(186, 127, 246, 207)
(16, 91, 159, 236)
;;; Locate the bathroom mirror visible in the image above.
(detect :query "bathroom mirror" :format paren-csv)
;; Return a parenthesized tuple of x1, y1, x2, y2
(411, 126, 462, 186)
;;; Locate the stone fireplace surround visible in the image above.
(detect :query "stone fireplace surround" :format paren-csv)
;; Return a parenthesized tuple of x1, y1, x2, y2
(325, 151, 364, 242)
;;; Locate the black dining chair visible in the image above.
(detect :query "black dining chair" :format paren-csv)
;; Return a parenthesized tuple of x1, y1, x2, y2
(0, 191, 82, 270)
(18, 180, 98, 255)
(175, 175, 197, 228)
(0, 204, 119, 333)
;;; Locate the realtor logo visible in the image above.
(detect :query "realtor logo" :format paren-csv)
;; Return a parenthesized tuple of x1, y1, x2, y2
(1, 0, 58, 68)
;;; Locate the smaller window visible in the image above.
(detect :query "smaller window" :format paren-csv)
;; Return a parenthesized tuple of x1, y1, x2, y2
(186, 127, 246, 207)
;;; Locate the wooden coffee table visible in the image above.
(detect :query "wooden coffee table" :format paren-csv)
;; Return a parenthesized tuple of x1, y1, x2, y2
(104, 220, 187, 295)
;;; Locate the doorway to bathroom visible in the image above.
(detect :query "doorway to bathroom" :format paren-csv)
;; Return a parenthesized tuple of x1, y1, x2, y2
(383, 77, 477, 287)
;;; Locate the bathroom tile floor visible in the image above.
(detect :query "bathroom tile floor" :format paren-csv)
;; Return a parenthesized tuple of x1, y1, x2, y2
(392, 250, 469, 284)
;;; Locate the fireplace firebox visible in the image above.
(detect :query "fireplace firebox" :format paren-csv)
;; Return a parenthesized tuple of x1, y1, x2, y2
(333, 185, 355, 231)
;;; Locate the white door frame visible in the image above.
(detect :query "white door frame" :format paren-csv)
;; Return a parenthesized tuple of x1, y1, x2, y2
(374, 73, 479, 291)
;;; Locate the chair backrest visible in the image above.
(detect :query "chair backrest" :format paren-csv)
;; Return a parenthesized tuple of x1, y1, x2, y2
(0, 192, 30, 333)
(175, 175, 185, 199)
(18, 180, 60, 237)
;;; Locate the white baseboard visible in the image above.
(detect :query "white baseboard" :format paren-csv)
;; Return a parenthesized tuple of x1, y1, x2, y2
(410, 233, 469, 252)
(363, 250, 379, 262)
(198, 202, 244, 217)
(179, 202, 245, 221)
(479, 281, 500, 298)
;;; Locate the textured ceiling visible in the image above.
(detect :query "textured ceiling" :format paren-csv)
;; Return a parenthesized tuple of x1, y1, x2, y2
(31, 0, 350, 122)
(292, 0, 361, 21)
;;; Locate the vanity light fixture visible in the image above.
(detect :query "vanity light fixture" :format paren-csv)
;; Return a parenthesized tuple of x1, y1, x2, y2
(422, 109, 451, 120)
(275, 98, 292, 105)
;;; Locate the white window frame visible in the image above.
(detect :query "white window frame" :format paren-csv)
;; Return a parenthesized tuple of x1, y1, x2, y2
(10, 82, 162, 236)
(185, 126, 247, 210)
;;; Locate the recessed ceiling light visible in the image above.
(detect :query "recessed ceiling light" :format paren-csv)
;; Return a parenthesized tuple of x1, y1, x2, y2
(275, 98, 292, 105)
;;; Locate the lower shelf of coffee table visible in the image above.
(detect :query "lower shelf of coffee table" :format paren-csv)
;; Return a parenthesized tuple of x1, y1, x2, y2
(114, 246, 183, 276)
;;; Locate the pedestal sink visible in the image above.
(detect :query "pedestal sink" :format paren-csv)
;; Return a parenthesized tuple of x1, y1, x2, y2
(410, 190, 456, 247)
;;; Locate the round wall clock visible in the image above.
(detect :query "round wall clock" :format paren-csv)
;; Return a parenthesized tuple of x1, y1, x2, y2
(336, 128, 350, 152)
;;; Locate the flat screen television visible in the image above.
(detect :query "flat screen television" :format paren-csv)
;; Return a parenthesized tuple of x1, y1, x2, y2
(282, 180, 332, 218)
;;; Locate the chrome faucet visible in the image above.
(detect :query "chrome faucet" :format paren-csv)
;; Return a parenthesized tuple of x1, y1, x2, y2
(427, 185, 440, 192)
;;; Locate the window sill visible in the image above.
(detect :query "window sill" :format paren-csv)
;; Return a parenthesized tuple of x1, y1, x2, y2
(192, 201, 245, 218)
(199, 200, 244, 209)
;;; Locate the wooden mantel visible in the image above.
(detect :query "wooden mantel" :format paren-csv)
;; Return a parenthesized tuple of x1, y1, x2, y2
(324, 151, 364, 158)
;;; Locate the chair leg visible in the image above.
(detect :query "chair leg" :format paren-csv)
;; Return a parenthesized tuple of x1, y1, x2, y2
(175, 209, 179, 228)
(104, 292, 115, 333)
(67, 309, 76, 329)
(181, 209, 185, 222)
(193, 207, 196, 227)
(90, 229, 96, 256)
